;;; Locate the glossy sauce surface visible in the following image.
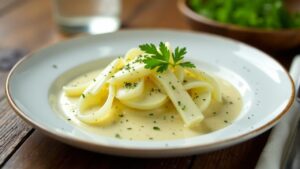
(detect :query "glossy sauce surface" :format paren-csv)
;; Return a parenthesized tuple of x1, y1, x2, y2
(58, 70, 243, 141)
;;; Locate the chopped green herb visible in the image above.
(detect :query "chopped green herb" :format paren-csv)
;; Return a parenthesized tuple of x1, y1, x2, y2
(81, 94, 86, 98)
(153, 126, 160, 131)
(127, 127, 132, 130)
(115, 133, 121, 138)
(124, 82, 137, 89)
(171, 85, 176, 90)
(52, 64, 57, 69)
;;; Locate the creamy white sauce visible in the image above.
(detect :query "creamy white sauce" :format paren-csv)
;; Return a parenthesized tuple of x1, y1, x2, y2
(58, 70, 242, 141)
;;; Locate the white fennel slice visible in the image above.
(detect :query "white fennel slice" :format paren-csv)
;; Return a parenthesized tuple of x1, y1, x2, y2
(109, 62, 152, 85)
(184, 81, 213, 112)
(78, 85, 117, 125)
(173, 66, 185, 83)
(183, 81, 213, 91)
(116, 78, 145, 100)
(63, 82, 90, 97)
(120, 80, 167, 110)
(152, 70, 204, 128)
(124, 48, 144, 62)
(187, 68, 222, 102)
(190, 89, 212, 112)
(79, 58, 124, 111)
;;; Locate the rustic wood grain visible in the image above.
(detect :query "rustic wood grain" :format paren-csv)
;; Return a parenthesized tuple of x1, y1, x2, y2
(191, 132, 270, 169)
(3, 132, 192, 169)
(0, 72, 32, 166)
(0, 0, 295, 168)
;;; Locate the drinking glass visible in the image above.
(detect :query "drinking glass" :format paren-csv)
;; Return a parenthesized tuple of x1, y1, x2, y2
(52, 0, 121, 34)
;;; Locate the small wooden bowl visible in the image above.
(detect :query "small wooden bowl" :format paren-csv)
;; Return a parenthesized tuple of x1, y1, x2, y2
(178, 0, 300, 52)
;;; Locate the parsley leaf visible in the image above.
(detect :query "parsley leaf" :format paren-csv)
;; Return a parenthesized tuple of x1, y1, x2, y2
(173, 47, 186, 64)
(179, 61, 195, 68)
(139, 42, 195, 73)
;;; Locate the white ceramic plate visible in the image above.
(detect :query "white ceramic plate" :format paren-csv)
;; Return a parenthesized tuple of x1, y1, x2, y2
(6, 30, 294, 157)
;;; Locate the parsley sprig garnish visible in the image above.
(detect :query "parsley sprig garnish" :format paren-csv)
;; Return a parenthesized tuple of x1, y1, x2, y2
(139, 42, 195, 73)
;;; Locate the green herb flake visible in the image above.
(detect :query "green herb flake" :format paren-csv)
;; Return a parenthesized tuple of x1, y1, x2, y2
(124, 82, 137, 89)
(177, 101, 181, 106)
(171, 85, 176, 90)
(153, 126, 160, 131)
(115, 133, 121, 139)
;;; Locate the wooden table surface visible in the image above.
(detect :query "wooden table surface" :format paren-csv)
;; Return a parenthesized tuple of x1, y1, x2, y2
(0, 0, 297, 169)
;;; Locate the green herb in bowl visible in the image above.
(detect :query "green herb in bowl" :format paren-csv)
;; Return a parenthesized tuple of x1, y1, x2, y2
(188, 0, 300, 29)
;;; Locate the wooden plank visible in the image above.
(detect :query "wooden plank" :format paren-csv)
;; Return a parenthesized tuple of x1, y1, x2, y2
(1, 0, 290, 168)
(3, 132, 192, 169)
(0, 0, 60, 166)
(0, 0, 24, 17)
(0, 71, 32, 166)
(0, 0, 58, 51)
(0, 0, 195, 169)
(191, 132, 270, 169)
(0, 0, 192, 169)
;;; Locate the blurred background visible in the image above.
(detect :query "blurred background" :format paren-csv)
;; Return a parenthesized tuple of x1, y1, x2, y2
(1, 0, 300, 58)
(0, 1, 300, 169)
